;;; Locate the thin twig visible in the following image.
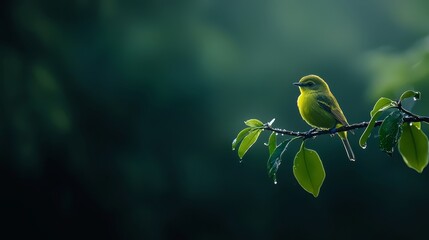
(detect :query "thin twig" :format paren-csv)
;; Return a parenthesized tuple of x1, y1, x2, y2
(397, 104, 421, 120)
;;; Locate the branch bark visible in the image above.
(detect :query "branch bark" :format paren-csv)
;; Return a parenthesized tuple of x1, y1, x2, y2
(263, 116, 429, 139)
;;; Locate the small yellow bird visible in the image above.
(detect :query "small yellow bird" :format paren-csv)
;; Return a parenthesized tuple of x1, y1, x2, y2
(293, 75, 355, 161)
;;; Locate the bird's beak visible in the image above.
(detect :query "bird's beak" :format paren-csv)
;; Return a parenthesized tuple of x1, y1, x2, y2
(293, 82, 303, 86)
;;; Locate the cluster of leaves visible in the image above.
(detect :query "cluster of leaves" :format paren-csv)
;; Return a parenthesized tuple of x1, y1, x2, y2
(359, 90, 428, 172)
(232, 90, 429, 197)
(232, 119, 326, 197)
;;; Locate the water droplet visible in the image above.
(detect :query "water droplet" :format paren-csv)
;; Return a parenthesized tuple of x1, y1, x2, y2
(275, 133, 279, 135)
(410, 122, 413, 126)
(274, 180, 278, 184)
(281, 134, 284, 136)
(239, 160, 243, 163)
(362, 144, 367, 149)
(413, 97, 418, 101)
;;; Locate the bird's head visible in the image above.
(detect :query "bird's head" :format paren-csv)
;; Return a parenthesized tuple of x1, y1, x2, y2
(293, 75, 330, 93)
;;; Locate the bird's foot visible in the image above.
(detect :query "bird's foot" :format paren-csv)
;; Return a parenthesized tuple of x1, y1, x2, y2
(303, 128, 318, 139)
(329, 127, 337, 137)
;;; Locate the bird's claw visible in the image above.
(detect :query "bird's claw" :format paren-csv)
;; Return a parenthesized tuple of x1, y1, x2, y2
(328, 127, 337, 137)
(303, 128, 318, 139)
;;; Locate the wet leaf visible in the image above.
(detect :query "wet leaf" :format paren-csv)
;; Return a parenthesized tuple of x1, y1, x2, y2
(399, 90, 420, 102)
(267, 138, 297, 184)
(238, 129, 262, 159)
(360, 97, 396, 148)
(293, 142, 325, 197)
(360, 98, 397, 148)
(360, 109, 388, 149)
(244, 119, 264, 127)
(379, 110, 403, 154)
(370, 97, 395, 117)
(268, 132, 277, 156)
(398, 124, 429, 173)
(413, 122, 421, 130)
(232, 127, 252, 150)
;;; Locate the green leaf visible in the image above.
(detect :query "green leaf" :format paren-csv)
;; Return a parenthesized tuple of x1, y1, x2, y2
(413, 122, 421, 130)
(360, 98, 397, 149)
(379, 110, 404, 154)
(399, 90, 421, 102)
(238, 129, 262, 159)
(398, 124, 429, 173)
(293, 142, 325, 197)
(244, 119, 264, 127)
(360, 97, 396, 148)
(267, 138, 297, 184)
(232, 127, 252, 150)
(360, 110, 388, 149)
(268, 132, 277, 156)
(370, 97, 395, 117)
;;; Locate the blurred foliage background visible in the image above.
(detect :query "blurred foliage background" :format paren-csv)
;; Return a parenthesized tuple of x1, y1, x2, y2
(1, 0, 429, 239)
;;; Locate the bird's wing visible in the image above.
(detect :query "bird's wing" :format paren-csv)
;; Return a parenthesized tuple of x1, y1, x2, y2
(316, 94, 348, 126)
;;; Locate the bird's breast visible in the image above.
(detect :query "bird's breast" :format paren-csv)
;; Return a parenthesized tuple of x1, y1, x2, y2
(297, 93, 337, 129)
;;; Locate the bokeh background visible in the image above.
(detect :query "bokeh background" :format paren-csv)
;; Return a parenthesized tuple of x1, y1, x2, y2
(2, 0, 429, 239)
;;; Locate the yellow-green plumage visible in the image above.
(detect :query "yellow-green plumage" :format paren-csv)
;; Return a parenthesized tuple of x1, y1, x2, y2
(294, 75, 355, 161)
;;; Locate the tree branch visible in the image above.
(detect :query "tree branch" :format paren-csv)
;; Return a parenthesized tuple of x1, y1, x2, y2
(263, 116, 429, 139)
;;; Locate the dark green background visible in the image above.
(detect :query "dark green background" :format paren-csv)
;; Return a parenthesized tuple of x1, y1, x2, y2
(2, 0, 429, 239)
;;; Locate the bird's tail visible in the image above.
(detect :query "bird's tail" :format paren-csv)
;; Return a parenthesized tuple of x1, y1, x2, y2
(341, 137, 355, 161)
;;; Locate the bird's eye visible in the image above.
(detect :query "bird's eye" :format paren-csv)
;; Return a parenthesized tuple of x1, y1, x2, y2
(307, 81, 315, 86)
